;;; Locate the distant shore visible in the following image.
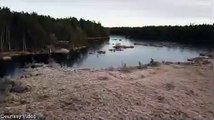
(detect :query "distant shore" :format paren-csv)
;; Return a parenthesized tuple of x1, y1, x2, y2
(0, 46, 86, 60)
(0, 37, 110, 60)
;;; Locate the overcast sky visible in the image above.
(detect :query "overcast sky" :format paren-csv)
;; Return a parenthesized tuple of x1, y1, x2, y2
(1, 0, 213, 27)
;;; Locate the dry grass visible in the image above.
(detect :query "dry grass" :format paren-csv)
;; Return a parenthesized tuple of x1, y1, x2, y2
(1, 60, 214, 120)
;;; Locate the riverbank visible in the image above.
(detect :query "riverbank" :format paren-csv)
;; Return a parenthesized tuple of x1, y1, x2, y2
(87, 37, 110, 41)
(0, 37, 110, 60)
(0, 56, 214, 120)
(0, 46, 87, 60)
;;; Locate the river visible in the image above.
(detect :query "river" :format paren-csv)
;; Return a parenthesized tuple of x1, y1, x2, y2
(0, 35, 213, 77)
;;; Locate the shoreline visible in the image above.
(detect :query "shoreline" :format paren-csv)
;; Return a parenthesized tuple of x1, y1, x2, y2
(0, 55, 214, 119)
(87, 37, 110, 41)
(0, 36, 110, 60)
(0, 46, 87, 60)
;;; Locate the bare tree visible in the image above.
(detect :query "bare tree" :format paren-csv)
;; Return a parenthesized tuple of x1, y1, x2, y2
(22, 33, 27, 51)
(7, 26, 11, 51)
(0, 29, 5, 52)
(0, 31, 3, 51)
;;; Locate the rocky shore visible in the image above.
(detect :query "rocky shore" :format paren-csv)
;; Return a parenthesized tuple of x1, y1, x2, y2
(0, 56, 214, 120)
(0, 46, 88, 61)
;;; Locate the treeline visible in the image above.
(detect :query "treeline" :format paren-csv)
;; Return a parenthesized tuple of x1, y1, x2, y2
(0, 7, 109, 52)
(110, 25, 214, 45)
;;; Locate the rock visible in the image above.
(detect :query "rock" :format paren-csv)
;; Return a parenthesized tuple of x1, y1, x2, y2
(10, 81, 31, 93)
(113, 44, 134, 49)
(97, 51, 106, 54)
(181, 62, 193, 65)
(20, 99, 30, 104)
(31, 63, 44, 69)
(200, 53, 213, 58)
(88, 52, 94, 54)
(0, 94, 6, 103)
(115, 48, 123, 51)
(73, 46, 87, 51)
(56, 48, 70, 54)
(188, 57, 204, 62)
(134, 43, 149, 46)
(208, 54, 213, 58)
(202, 60, 210, 64)
(199, 53, 206, 57)
(109, 49, 114, 52)
(2, 56, 12, 61)
(165, 83, 175, 90)
(98, 76, 109, 81)
(0, 77, 14, 94)
(25, 63, 44, 69)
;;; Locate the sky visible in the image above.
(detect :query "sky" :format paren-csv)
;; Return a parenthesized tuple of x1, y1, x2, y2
(0, 0, 213, 27)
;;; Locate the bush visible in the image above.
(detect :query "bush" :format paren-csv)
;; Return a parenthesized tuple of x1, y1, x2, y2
(138, 61, 143, 69)
(149, 59, 161, 67)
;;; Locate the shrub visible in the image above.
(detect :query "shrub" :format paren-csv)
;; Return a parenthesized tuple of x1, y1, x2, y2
(149, 58, 161, 67)
(138, 61, 144, 69)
